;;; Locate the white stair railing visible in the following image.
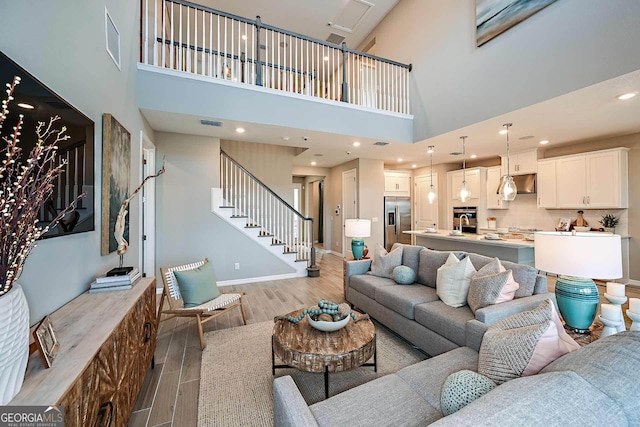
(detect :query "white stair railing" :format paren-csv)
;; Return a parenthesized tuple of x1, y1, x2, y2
(220, 151, 316, 269)
(140, 0, 412, 114)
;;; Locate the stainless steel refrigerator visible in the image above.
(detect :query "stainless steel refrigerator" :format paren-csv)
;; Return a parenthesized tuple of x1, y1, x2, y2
(384, 197, 411, 251)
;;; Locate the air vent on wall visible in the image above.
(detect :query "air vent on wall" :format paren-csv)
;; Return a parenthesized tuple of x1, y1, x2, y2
(200, 119, 223, 127)
(374, 141, 389, 146)
(326, 33, 346, 45)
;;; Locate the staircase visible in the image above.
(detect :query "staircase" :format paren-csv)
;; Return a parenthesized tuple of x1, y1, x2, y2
(211, 151, 319, 277)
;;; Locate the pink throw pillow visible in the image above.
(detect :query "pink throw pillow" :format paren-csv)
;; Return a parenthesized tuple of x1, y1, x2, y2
(522, 302, 581, 376)
(495, 270, 519, 303)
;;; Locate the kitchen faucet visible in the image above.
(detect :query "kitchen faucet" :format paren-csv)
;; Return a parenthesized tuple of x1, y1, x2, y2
(459, 214, 469, 232)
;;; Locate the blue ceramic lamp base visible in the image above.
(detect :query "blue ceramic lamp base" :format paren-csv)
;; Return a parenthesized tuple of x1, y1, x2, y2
(351, 239, 365, 260)
(555, 275, 599, 333)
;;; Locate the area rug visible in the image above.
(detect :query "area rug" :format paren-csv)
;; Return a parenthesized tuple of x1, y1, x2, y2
(198, 320, 427, 427)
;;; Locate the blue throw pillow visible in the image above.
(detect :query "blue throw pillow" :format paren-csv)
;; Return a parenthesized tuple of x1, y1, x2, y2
(440, 370, 496, 416)
(173, 262, 221, 308)
(393, 265, 416, 285)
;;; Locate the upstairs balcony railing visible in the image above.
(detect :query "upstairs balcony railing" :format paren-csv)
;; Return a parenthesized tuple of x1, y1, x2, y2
(140, 0, 412, 114)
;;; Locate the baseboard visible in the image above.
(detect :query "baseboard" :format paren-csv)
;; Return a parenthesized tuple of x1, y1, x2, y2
(156, 288, 163, 295)
(327, 250, 342, 257)
(217, 272, 305, 286)
(627, 279, 640, 286)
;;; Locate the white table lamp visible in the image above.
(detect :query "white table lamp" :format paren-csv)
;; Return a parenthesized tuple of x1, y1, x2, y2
(345, 219, 371, 260)
(534, 232, 622, 332)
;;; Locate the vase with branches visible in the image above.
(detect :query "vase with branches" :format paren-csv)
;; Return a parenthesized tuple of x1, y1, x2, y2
(0, 76, 85, 403)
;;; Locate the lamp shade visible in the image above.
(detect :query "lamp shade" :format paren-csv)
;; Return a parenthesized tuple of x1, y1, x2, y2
(534, 232, 622, 279)
(345, 219, 371, 238)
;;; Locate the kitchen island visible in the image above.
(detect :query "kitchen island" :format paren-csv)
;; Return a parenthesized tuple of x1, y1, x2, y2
(405, 230, 535, 266)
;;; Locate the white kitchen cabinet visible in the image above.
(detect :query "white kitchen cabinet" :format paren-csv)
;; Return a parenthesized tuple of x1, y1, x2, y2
(555, 148, 628, 209)
(501, 149, 538, 176)
(486, 166, 508, 209)
(450, 168, 480, 201)
(536, 159, 557, 208)
(384, 171, 411, 196)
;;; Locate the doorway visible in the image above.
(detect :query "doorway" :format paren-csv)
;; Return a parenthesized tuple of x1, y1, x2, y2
(342, 168, 357, 257)
(414, 174, 439, 231)
(140, 131, 156, 279)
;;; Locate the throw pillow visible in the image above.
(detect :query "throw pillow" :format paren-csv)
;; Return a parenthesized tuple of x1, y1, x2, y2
(418, 249, 466, 288)
(440, 370, 496, 416)
(173, 261, 221, 308)
(393, 265, 416, 285)
(478, 299, 579, 384)
(436, 253, 477, 308)
(467, 258, 520, 314)
(369, 243, 403, 279)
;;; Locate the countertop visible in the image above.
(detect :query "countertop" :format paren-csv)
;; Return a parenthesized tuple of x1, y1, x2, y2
(405, 230, 535, 248)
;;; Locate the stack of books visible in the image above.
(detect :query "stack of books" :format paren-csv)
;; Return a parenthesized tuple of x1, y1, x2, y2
(89, 267, 141, 293)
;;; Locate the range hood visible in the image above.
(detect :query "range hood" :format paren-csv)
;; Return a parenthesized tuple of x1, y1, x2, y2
(496, 173, 536, 194)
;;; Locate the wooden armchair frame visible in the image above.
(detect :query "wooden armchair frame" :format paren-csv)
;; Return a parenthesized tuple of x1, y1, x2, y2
(158, 258, 247, 349)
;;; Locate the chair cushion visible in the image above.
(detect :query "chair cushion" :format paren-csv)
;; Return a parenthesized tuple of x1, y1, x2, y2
(173, 262, 220, 308)
(375, 285, 439, 319)
(440, 370, 496, 416)
(393, 265, 416, 285)
(369, 243, 403, 279)
(349, 275, 395, 299)
(436, 253, 476, 308)
(467, 253, 538, 298)
(392, 243, 424, 276)
(414, 301, 474, 346)
(418, 249, 465, 288)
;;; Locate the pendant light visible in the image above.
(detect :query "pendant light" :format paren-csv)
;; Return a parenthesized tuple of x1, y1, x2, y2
(498, 123, 517, 201)
(458, 136, 470, 202)
(427, 146, 437, 203)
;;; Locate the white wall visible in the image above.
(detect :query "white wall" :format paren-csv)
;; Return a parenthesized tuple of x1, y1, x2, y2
(363, 0, 640, 140)
(0, 0, 154, 324)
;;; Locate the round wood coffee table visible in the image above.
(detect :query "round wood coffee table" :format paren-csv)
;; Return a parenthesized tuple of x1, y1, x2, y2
(272, 308, 376, 399)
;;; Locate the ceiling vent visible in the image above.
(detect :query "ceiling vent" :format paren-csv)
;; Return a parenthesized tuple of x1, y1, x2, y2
(200, 119, 223, 127)
(519, 135, 535, 140)
(449, 151, 462, 156)
(326, 33, 346, 45)
(374, 141, 389, 146)
(328, 0, 374, 34)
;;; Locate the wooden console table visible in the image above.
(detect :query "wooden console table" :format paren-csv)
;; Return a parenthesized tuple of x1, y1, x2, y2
(10, 277, 157, 427)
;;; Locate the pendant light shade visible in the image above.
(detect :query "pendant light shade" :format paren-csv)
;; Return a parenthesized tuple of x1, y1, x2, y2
(427, 146, 437, 204)
(498, 123, 517, 201)
(458, 137, 470, 202)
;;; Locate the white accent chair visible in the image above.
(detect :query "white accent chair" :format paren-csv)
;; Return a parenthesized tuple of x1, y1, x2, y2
(159, 258, 247, 349)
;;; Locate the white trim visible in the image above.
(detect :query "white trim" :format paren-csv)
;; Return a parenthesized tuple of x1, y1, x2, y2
(156, 288, 163, 295)
(327, 250, 343, 257)
(105, 8, 121, 70)
(627, 279, 640, 287)
(139, 131, 156, 279)
(137, 63, 414, 119)
(217, 272, 304, 286)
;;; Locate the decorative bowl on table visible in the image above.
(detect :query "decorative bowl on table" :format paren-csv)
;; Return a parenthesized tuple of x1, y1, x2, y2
(307, 314, 350, 332)
(574, 226, 591, 232)
(424, 227, 437, 233)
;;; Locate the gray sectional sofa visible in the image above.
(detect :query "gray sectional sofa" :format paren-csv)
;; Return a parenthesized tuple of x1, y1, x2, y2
(274, 332, 640, 426)
(344, 244, 553, 356)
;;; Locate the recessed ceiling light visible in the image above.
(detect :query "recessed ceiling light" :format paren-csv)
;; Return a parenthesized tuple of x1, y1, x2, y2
(323, 56, 329, 61)
(17, 103, 34, 110)
(499, 129, 508, 135)
(397, 158, 403, 162)
(618, 92, 637, 100)
(353, 141, 360, 147)
(235, 127, 245, 133)
(411, 164, 417, 168)
(311, 161, 317, 166)
(242, 35, 247, 41)
(470, 154, 477, 159)
(539, 140, 549, 145)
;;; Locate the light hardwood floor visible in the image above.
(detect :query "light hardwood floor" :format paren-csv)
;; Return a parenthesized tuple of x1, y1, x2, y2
(129, 251, 345, 427)
(129, 253, 640, 427)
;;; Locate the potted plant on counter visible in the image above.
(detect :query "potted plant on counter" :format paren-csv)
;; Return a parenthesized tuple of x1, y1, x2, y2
(0, 76, 84, 404)
(599, 214, 619, 233)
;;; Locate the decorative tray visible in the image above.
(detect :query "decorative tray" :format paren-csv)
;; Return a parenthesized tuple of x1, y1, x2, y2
(502, 233, 524, 239)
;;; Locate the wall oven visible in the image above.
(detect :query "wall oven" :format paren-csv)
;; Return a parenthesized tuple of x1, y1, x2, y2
(452, 207, 477, 233)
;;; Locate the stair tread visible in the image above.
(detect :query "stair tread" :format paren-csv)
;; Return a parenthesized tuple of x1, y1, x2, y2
(230, 215, 248, 218)
(218, 205, 235, 209)
(245, 225, 261, 228)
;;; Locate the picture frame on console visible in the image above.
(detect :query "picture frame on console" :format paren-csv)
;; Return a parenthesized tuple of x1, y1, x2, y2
(33, 316, 59, 369)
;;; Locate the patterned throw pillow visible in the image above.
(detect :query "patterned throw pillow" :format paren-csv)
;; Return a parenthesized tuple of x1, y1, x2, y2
(436, 253, 477, 308)
(440, 370, 496, 416)
(478, 299, 580, 384)
(393, 265, 416, 285)
(369, 243, 403, 279)
(467, 258, 520, 314)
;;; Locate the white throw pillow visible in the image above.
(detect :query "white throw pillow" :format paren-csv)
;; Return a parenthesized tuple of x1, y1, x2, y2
(369, 243, 403, 279)
(436, 253, 477, 307)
